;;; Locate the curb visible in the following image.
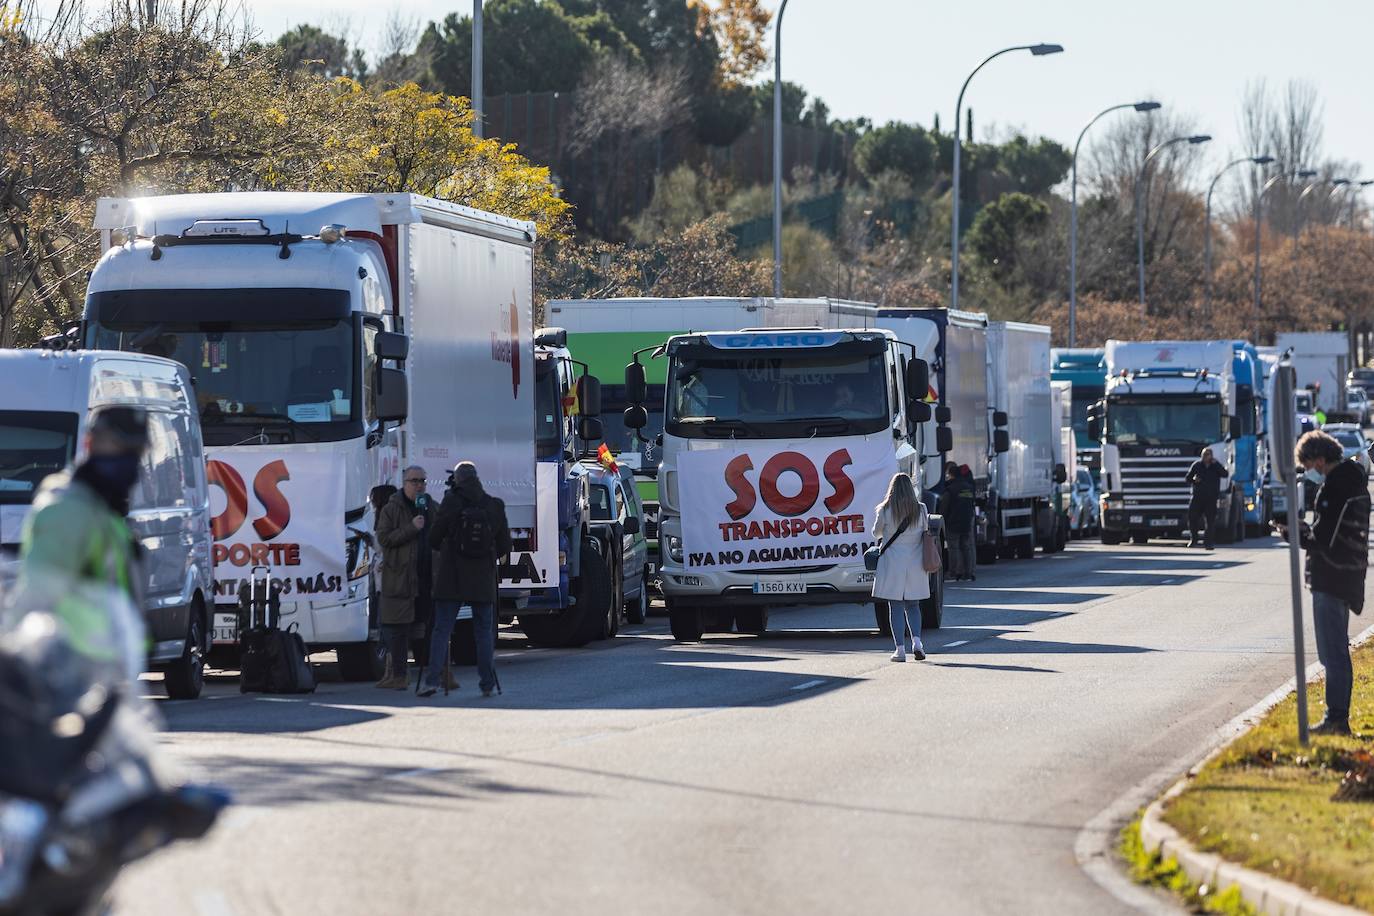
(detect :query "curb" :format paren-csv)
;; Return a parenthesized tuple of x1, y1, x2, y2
(1137, 622, 1374, 916)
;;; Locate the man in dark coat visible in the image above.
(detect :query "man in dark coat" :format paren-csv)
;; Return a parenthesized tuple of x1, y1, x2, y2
(1184, 448, 1230, 549)
(421, 461, 512, 698)
(373, 466, 433, 689)
(937, 463, 977, 581)
(1283, 430, 1370, 735)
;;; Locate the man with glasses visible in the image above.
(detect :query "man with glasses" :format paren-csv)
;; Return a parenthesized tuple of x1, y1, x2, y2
(373, 465, 435, 689)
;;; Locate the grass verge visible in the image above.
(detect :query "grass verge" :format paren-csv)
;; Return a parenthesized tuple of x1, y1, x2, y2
(1160, 639, 1374, 911)
(1120, 815, 1256, 915)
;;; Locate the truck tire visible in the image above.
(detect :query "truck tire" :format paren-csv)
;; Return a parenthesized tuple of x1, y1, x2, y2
(1101, 529, 1122, 546)
(919, 570, 943, 630)
(163, 602, 206, 700)
(1131, 533, 1149, 545)
(874, 601, 892, 636)
(668, 601, 704, 641)
(1216, 502, 1237, 545)
(337, 638, 387, 681)
(734, 607, 768, 634)
(522, 536, 614, 648)
(1015, 536, 1035, 559)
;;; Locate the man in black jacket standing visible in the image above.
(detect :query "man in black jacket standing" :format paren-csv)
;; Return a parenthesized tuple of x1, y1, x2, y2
(1184, 448, 1230, 549)
(420, 461, 512, 698)
(937, 463, 977, 581)
(1284, 430, 1370, 735)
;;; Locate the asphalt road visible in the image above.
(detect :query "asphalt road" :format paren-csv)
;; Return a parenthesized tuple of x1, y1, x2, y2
(112, 534, 1364, 916)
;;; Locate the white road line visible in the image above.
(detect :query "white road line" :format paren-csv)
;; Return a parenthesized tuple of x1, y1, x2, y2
(386, 766, 450, 781)
(193, 891, 237, 916)
(790, 679, 826, 692)
(1160, 578, 1176, 584)
(944, 640, 969, 648)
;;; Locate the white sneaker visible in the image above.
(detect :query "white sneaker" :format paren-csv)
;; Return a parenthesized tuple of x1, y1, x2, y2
(890, 647, 907, 662)
(910, 638, 926, 661)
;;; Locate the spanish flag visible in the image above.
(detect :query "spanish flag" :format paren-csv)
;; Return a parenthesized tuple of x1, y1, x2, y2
(597, 443, 619, 473)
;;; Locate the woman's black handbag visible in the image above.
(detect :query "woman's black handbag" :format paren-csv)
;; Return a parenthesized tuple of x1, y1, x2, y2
(864, 518, 911, 571)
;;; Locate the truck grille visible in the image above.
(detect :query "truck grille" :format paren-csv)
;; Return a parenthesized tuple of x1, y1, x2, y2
(1119, 455, 1194, 511)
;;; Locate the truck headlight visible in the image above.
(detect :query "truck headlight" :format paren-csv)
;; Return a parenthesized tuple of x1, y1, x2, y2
(666, 535, 684, 563)
(346, 533, 372, 581)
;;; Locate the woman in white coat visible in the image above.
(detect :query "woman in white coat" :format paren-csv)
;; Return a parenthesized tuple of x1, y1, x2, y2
(872, 472, 929, 661)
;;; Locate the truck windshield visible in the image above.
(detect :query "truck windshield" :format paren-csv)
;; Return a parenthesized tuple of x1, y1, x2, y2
(90, 319, 358, 444)
(1107, 399, 1221, 445)
(0, 411, 78, 505)
(666, 346, 890, 438)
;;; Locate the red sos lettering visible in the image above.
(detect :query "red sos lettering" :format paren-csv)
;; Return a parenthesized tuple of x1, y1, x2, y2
(724, 449, 855, 520)
(207, 459, 292, 540)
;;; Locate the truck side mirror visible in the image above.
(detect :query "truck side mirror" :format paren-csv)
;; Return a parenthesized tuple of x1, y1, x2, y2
(993, 429, 1010, 454)
(625, 360, 647, 404)
(1086, 417, 1101, 441)
(1227, 414, 1241, 440)
(993, 410, 1008, 428)
(1054, 463, 1068, 484)
(908, 400, 932, 424)
(906, 358, 930, 401)
(578, 375, 603, 417)
(374, 331, 408, 362)
(577, 415, 603, 442)
(375, 367, 408, 421)
(935, 405, 952, 425)
(624, 405, 648, 430)
(936, 426, 954, 454)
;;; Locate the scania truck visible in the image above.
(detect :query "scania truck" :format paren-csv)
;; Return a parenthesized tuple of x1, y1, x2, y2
(86, 192, 537, 680)
(621, 327, 941, 640)
(1090, 340, 1245, 545)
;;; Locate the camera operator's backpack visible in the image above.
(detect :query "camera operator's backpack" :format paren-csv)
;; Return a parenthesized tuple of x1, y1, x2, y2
(455, 499, 492, 559)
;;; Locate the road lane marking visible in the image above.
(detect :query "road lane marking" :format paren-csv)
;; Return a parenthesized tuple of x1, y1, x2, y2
(1160, 578, 1176, 584)
(790, 679, 826, 692)
(386, 766, 450, 781)
(944, 640, 969, 648)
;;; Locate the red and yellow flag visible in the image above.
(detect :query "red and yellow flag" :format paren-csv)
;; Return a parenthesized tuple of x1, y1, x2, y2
(597, 443, 618, 473)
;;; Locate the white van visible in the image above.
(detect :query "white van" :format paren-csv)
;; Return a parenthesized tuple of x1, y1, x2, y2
(0, 349, 215, 698)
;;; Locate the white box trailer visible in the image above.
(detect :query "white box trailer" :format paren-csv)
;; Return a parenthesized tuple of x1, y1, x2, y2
(986, 321, 1056, 558)
(87, 192, 535, 680)
(1273, 331, 1349, 413)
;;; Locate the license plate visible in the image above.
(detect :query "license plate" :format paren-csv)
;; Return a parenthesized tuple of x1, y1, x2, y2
(856, 571, 875, 584)
(1150, 518, 1177, 527)
(1129, 515, 1144, 524)
(212, 610, 237, 644)
(752, 580, 807, 595)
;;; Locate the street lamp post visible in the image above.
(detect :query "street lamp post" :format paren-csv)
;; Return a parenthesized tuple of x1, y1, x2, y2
(1205, 155, 1273, 314)
(1069, 101, 1160, 347)
(950, 42, 1063, 312)
(1135, 134, 1211, 309)
(1254, 169, 1316, 332)
(471, 0, 484, 138)
(1295, 177, 1347, 237)
(771, 0, 791, 297)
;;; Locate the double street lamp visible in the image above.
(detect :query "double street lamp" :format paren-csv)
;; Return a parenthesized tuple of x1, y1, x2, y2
(770, 0, 792, 296)
(1254, 169, 1316, 326)
(1068, 100, 1161, 347)
(950, 42, 1063, 312)
(1205, 155, 1273, 313)
(1135, 134, 1211, 309)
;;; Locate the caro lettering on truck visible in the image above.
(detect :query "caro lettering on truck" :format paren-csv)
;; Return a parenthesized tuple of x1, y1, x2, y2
(207, 452, 345, 600)
(679, 439, 897, 571)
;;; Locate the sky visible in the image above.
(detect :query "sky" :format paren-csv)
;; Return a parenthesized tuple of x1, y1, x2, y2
(35, 1, 1374, 203)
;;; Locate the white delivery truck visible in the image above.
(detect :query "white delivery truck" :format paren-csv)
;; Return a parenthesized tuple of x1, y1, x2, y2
(1049, 379, 1075, 552)
(84, 192, 536, 680)
(0, 349, 216, 698)
(621, 327, 940, 639)
(986, 322, 1058, 559)
(1274, 331, 1350, 414)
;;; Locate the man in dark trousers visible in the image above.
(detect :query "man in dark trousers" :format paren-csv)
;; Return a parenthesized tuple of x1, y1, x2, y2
(373, 466, 434, 689)
(1282, 430, 1369, 735)
(1184, 448, 1230, 549)
(422, 461, 512, 698)
(937, 463, 977, 581)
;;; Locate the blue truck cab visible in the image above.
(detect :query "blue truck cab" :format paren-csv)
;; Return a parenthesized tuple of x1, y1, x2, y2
(1050, 348, 1106, 481)
(1228, 340, 1269, 535)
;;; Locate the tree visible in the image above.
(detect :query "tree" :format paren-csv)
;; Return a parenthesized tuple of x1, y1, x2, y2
(854, 121, 938, 188)
(751, 79, 808, 125)
(691, 0, 771, 82)
(965, 192, 1049, 279)
(997, 134, 1070, 196)
(274, 24, 361, 79)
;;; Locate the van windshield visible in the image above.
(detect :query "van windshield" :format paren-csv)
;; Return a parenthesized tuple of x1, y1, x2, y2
(90, 319, 358, 444)
(0, 411, 78, 505)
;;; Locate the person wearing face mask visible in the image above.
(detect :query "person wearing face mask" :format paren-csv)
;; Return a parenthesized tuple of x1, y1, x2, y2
(1278, 430, 1370, 736)
(19, 407, 149, 615)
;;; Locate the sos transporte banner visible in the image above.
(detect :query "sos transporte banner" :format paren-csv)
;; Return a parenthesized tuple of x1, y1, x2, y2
(206, 450, 345, 602)
(678, 438, 898, 572)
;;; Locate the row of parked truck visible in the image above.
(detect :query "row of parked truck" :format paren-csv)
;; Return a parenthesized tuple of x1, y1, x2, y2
(1, 190, 1350, 699)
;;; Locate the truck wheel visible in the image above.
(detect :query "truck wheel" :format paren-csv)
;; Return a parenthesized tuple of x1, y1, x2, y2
(734, 607, 768, 634)
(1216, 508, 1236, 545)
(874, 601, 892, 636)
(602, 549, 623, 639)
(163, 603, 206, 700)
(920, 570, 943, 630)
(668, 602, 704, 641)
(1131, 533, 1149, 545)
(337, 638, 387, 681)
(1015, 536, 1035, 560)
(1101, 529, 1122, 546)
